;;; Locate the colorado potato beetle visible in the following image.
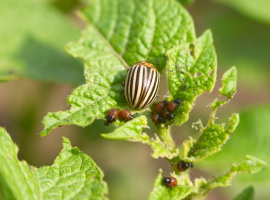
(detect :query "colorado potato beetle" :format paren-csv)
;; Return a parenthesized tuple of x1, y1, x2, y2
(124, 61, 160, 109)
(104, 108, 119, 126)
(177, 160, 194, 172)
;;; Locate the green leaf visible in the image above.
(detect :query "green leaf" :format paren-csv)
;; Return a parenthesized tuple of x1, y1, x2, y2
(233, 186, 255, 200)
(0, 0, 84, 85)
(37, 137, 108, 200)
(148, 173, 194, 200)
(40, 0, 197, 136)
(101, 116, 179, 159)
(0, 127, 40, 199)
(213, 0, 270, 25)
(219, 66, 237, 99)
(39, 61, 127, 137)
(182, 137, 196, 158)
(82, 0, 196, 73)
(231, 155, 267, 174)
(192, 155, 266, 197)
(200, 105, 270, 183)
(40, 24, 130, 136)
(0, 127, 108, 199)
(211, 66, 237, 109)
(166, 30, 217, 126)
(101, 115, 150, 142)
(181, 64, 239, 162)
(149, 134, 179, 159)
(182, 109, 239, 162)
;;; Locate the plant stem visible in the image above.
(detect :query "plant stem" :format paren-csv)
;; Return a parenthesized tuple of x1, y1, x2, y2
(156, 124, 180, 167)
(209, 99, 229, 125)
(156, 124, 175, 147)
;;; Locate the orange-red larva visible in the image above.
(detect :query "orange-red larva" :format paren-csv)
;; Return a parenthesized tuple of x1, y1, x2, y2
(104, 108, 119, 126)
(167, 99, 181, 112)
(119, 109, 135, 121)
(163, 176, 177, 188)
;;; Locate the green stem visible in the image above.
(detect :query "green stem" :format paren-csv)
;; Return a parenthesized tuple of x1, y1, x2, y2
(156, 124, 180, 169)
(156, 124, 175, 147)
(209, 99, 228, 125)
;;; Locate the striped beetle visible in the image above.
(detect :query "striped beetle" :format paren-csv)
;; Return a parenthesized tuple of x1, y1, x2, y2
(124, 61, 160, 109)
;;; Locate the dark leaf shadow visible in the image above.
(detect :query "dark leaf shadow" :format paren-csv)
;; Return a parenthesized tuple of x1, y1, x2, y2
(13, 36, 84, 86)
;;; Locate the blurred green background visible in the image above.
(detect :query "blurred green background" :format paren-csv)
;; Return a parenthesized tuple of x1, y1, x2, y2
(0, 0, 269, 199)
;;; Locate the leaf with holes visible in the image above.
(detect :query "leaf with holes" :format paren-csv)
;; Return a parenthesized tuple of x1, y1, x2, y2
(166, 30, 217, 126)
(148, 173, 194, 200)
(182, 113, 239, 162)
(189, 155, 266, 198)
(149, 134, 179, 159)
(182, 66, 238, 162)
(0, 127, 40, 200)
(37, 137, 108, 200)
(203, 105, 270, 183)
(101, 116, 179, 159)
(39, 0, 196, 136)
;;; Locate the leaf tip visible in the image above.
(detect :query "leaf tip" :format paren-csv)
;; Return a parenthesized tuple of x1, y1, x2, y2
(231, 155, 267, 174)
(245, 155, 267, 168)
(204, 29, 213, 38)
(39, 130, 48, 137)
(233, 186, 254, 200)
(100, 133, 109, 139)
(220, 66, 237, 99)
(62, 137, 72, 149)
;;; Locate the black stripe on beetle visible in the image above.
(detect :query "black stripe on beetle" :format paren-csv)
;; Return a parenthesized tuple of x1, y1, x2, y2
(124, 62, 160, 109)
